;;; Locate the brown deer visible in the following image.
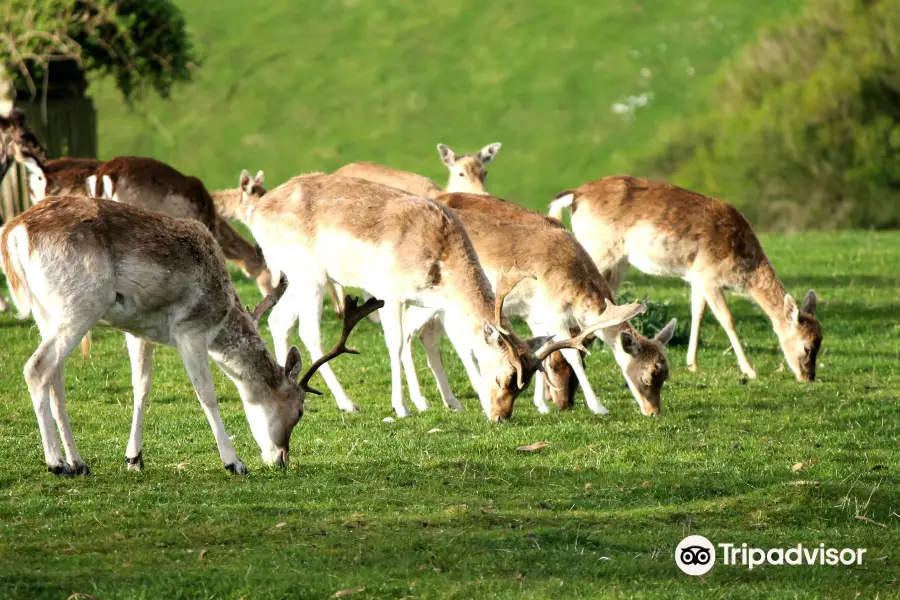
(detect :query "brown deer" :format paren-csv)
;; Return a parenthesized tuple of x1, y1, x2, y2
(87, 157, 276, 297)
(334, 142, 502, 199)
(237, 171, 642, 420)
(22, 157, 102, 203)
(404, 197, 675, 416)
(0, 195, 381, 475)
(549, 176, 823, 381)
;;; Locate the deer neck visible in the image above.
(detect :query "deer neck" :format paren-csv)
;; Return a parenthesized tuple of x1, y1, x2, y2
(747, 260, 790, 336)
(207, 306, 282, 397)
(211, 188, 245, 221)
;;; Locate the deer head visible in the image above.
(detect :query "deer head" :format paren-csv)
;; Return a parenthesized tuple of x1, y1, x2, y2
(614, 319, 677, 416)
(245, 288, 383, 466)
(0, 109, 46, 178)
(240, 169, 266, 201)
(479, 268, 647, 421)
(437, 142, 501, 194)
(779, 290, 822, 382)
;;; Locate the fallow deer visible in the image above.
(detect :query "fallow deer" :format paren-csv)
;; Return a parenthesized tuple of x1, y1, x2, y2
(86, 156, 276, 297)
(549, 176, 823, 381)
(0, 195, 381, 475)
(334, 142, 502, 199)
(237, 171, 640, 420)
(403, 199, 675, 416)
(22, 157, 102, 203)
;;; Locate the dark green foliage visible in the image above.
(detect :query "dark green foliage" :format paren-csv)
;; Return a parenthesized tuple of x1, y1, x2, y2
(639, 0, 900, 230)
(1, 0, 197, 100)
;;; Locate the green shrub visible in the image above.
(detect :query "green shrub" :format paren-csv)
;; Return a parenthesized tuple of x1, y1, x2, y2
(1, 0, 198, 101)
(639, 0, 900, 230)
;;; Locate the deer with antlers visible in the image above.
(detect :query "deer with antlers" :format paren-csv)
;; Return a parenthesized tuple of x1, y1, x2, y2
(0, 194, 382, 475)
(236, 171, 636, 420)
(402, 198, 674, 416)
(549, 176, 823, 381)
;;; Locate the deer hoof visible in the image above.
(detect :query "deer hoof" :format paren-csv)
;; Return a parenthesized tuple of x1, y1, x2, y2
(686, 363, 699, 373)
(125, 452, 143, 471)
(225, 460, 248, 475)
(71, 461, 91, 476)
(47, 460, 74, 477)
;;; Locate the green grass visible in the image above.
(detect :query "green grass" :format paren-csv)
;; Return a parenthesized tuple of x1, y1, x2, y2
(89, 0, 803, 210)
(0, 231, 897, 599)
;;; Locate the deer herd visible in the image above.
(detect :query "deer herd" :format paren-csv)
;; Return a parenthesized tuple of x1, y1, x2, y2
(0, 109, 823, 476)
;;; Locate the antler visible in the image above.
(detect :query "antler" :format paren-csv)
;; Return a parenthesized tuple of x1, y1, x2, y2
(534, 298, 647, 361)
(249, 277, 287, 322)
(299, 295, 385, 395)
(494, 265, 536, 332)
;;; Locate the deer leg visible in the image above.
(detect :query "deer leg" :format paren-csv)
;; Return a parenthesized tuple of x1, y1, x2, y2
(703, 286, 757, 379)
(380, 300, 411, 418)
(686, 284, 707, 372)
(602, 258, 631, 294)
(124, 333, 153, 470)
(442, 315, 489, 417)
(25, 318, 90, 475)
(560, 346, 609, 416)
(419, 315, 463, 411)
(0, 294, 9, 313)
(328, 283, 345, 318)
(526, 320, 553, 415)
(399, 305, 434, 412)
(175, 335, 245, 474)
(268, 285, 300, 366)
(48, 367, 89, 475)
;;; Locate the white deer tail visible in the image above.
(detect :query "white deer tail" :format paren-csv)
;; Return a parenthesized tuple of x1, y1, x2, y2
(548, 190, 575, 221)
(0, 224, 33, 319)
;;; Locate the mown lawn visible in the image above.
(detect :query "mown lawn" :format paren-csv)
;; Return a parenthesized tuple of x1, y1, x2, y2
(0, 231, 897, 599)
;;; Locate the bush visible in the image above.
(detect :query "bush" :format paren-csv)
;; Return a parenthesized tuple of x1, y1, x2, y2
(638, 0, 900, 230)
(1, 0, 198, 101)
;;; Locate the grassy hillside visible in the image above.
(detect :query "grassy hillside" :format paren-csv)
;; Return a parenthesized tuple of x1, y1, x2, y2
(89, 0, 803, 210)
(0, 231, 897, 598)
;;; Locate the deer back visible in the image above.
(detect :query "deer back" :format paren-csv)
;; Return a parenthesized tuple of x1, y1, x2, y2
(94, 157, 217, 230)
(333, 162, 443, 199)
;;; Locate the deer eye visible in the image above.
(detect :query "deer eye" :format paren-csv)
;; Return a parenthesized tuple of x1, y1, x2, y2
(458, 172, 465, 177)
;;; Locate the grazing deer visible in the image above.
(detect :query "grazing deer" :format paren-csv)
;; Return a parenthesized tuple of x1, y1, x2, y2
(237, 171, 631, 420)
(0, 195, 381, 475)
(86, 156, 276, 297)
(549, 176, 823, 381)
(334, 142, 502, 199)
(404, 199, 674, 416)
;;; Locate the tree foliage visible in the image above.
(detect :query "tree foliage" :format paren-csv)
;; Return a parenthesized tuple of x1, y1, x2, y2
(0, 0, 198, 101)
(639, 0, 900, 230)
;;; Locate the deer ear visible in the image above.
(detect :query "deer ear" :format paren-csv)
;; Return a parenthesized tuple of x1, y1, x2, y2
(254, 170, 265, 185)
(477, 142, 502, 165)
(801, 290, 817, 316)
(619, 331, 641, 357)
(240, 169, 252, 191)
(654, 318, 677, 345)
(284, 346, 303, 381)
(784, 294, 800, 324)
(437, 143, 456, 166)
(482, 319, 505, 351)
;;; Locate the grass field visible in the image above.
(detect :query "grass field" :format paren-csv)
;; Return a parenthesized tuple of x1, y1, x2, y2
(88, 0, 803, 210)
(0, 231, 897, 599)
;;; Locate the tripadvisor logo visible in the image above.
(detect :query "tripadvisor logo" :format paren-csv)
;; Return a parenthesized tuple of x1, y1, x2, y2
(675, 536, 867, 576)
